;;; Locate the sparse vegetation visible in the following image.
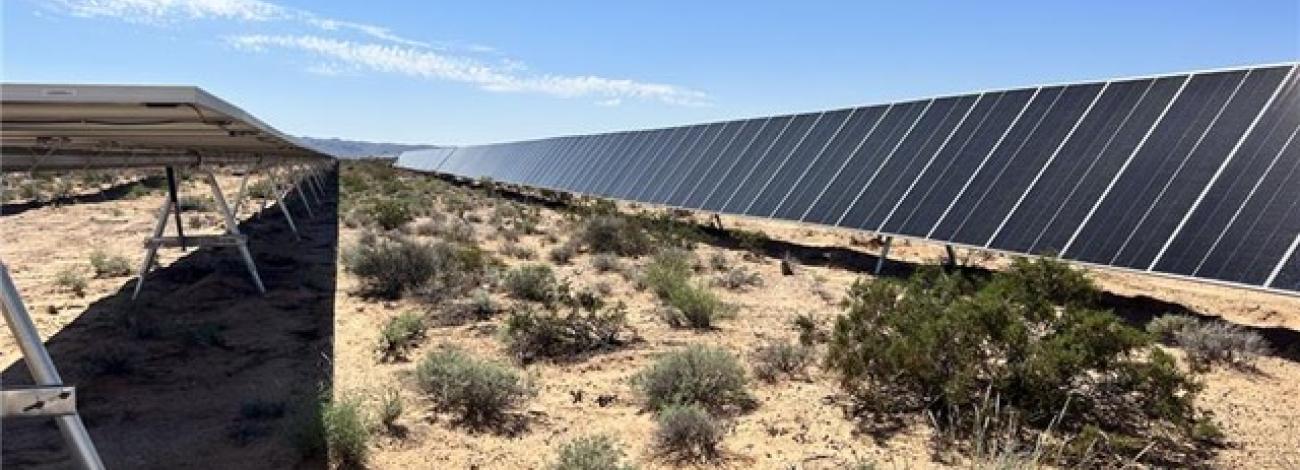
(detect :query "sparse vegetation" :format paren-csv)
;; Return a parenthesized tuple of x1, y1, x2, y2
(633, 345, 751, 413)
(750, 339, 813, 382)
(89, 250, 133, 278)
(366, 199, 414, 230)
(503, 264, 559, 303)
(578, 215, 653, 256)
(501, 302, 631, 363)
(377, 311, 426, 361)
(344, 234, 488, 299)
(177, 195, 215, 212)
(415, 347, 534, 427)
(653, 404, 723, 462)
(54, 267, 87, 297)
(551, 435, 636, 470)
(715, 266, 762, 290)
(548, 241, 578, 265)
(379, 390, 403, 432)
(1148, 314, 1269, 370)
(590, 253, 622, 273)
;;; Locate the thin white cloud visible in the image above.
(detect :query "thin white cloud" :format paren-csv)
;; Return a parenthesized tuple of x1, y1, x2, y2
(43, 0, 428, 46)
(228, 35, 712, 106)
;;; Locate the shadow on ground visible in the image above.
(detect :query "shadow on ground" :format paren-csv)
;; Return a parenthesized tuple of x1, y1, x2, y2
(2, 170, 338, 470)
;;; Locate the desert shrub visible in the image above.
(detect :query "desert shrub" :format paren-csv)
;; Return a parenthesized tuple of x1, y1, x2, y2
(590, 253, 623, 273)
(633, 345, 751, 413)
(503, 264, 558, 302)
(548, 242, 578, 265)
(750, 339, 813, 382)
(379, 390, 403, 431)
(501, 303, 630, 363)
(501, 243, 537, 260)
(366, 199, 414, 231)
(86, 344, 135, 376)
(824, 260, 1204, 462)
(640, 249, 695, 298)
(322, 397, 369, 467)
(1146, 314, 1200, 344)
(470, 289, 498, 318)
(551, 435, 635, 470)
(415, 348, 533, 426)
(445, 219, 477, 243)
(730, 229, 769, 256)
(89, 250, 132, 278)
(344, 235, 487, 299)
(579, 215, 653, 256)
(792, 313, 827, 346)
(715, 266, 762, 290)
(653, 405, 723, 461)
(1150, 315, 1270, 370)
(377, 311, 426, 361)
(54, 267, 87, 297)
(707, 252, 729, 271)
(247, 179, 275, 199)
(657, 282, 729, 329)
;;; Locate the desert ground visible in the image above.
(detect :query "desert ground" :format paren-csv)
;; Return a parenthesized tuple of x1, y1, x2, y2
(1, 162, 1298, 469)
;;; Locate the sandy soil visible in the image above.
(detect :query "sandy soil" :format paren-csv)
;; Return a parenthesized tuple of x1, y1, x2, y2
(328, 170, 1300, 469)
(1, 169, 339, 469)
(2, 164, 1297, 469)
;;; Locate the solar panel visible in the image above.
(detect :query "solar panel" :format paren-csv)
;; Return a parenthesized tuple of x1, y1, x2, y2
(399, 62, 1300, 294)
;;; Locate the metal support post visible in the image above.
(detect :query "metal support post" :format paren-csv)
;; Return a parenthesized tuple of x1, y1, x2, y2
(945, 244, 958, 268)
(202, 170, 265, 294)
(0, 262, 106, 470)
(874, 236, 893, 275)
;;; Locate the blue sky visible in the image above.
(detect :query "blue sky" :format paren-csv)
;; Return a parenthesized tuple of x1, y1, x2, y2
(3, 1, 1297, 145)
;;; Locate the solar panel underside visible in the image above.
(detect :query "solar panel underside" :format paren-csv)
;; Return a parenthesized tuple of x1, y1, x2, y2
(403, 63, 1300, 294)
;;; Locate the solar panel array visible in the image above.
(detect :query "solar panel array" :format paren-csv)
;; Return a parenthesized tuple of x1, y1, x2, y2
(398, 63, 1300, 294)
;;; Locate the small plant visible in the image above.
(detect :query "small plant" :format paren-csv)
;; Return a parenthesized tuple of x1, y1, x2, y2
(501, 243, 538, 260)
(470, 289, 498, 318)
(501, 303, 630, 363)
(322, 397, 370, 467)
(653, 404, 723, 462)
(415, 348, 534, 427)
(54, 267, 87, 297)
(633, 345, 751, 413)
(367, 199, 414, 230)
(707, 252, 729, 271)
(548, 241, 578, 265)
(503, 264, 558, 302)
(750, 339, 813, 382)
(579, 215, 654, 256)
(791, 313, 827, 346)
(715, 266, 763, 290)
(550, 435, 636, 470)
(641, 248, 696, 298)
(379, 390, 403, 431)
(344, 235, 487, 299)
(89, 250, 132, 278)
(1150, 314, 1270, 370)
(377, 311, 426, 361)
(590, 253, 623, 273)
(658, 282, 730, 329)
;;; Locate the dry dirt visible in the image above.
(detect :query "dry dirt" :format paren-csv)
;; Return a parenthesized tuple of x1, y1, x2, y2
(2, 166, 1298, 469)
(1, 169, 338, 469)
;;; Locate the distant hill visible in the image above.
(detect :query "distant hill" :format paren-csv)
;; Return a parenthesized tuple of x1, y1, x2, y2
(297, 137, 443, 159)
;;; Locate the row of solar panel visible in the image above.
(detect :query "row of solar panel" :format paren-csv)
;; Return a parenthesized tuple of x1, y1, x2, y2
(399, 63, 1300, 293)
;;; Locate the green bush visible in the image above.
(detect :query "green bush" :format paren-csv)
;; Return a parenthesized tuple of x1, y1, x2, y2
(824, 259, 1205, 461)
(653, 404, 723, 462)
(377, 311, 426, 361)
(177, 195, 214, 212)
(344, 235, 487, 299)
(321, 397, 370, 468)
(641, 248, 696, 298)
(379, 390, 403, 431)
(501, 303, 630, 363)
(590, 253, 623, 273)
(633, 345, 751, 413)
(415, 348, 533, 427)
(503, 264, 558, 302)
(1146, 314, 1200, 343)
(548, 242, 578, 265)
(89, 250, 132, 278)
(551, 435, 636, 470)
(657, 281, 729, 329)
(750, 339, 813, 383)
(579, 215, 654, 256)
(367, 199, 414, 231)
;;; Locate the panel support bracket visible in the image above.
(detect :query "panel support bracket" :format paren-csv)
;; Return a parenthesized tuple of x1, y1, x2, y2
(875, 236, 893, 275)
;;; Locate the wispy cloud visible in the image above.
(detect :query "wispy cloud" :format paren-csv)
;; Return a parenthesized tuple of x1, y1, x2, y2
(40, 0, 712, 106)
(43, 0, 428, 46)
(228, 35, 712, 106)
